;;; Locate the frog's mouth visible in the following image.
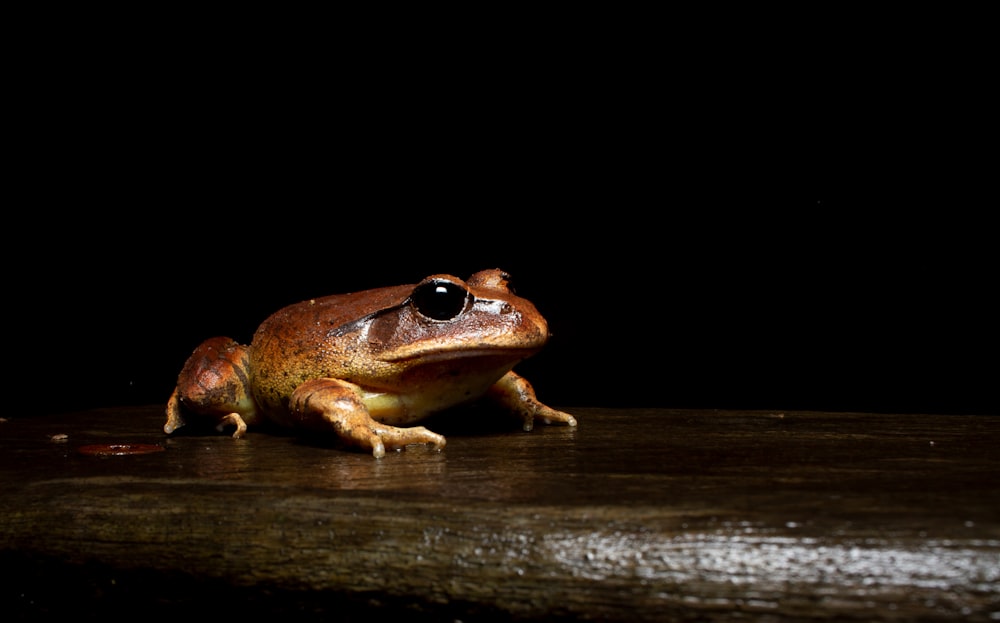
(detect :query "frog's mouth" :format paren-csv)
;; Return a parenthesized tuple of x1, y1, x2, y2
(380, 345, 542, 365)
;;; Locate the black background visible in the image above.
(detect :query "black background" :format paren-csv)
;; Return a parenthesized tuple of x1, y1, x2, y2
(10, 23, 995, 419)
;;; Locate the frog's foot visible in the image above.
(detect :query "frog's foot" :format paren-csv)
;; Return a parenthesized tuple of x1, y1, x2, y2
(164, 388, 187, 434)
(215, 413, 249, 439)
(487, 370, 577, 432)
(355, 422, 446, 459)
(290, 378, 446, 458)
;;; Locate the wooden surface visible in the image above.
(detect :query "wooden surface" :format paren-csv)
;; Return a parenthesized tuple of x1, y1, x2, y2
(1, 405, 998, 621)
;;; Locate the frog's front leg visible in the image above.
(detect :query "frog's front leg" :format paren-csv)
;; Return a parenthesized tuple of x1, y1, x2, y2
(487, 370, 577, 431)
(289, 378, 446, 459)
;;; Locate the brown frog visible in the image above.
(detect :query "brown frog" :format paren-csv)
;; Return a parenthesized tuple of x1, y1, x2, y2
(164, 269, 575, 457)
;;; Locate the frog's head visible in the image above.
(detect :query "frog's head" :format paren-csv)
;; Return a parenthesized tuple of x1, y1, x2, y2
(367, 268, 550, 365)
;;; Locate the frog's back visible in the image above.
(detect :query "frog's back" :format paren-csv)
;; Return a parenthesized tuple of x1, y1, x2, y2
(263, 284, 413, 337)
(247, 284, 413, 414)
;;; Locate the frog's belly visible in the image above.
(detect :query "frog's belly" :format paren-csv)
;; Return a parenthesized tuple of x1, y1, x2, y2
(361, 365, 515, 425)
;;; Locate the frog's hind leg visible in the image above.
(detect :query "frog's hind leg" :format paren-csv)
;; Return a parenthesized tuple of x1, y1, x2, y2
(289, 378, 446, 458)
(164, 336, 260, 438)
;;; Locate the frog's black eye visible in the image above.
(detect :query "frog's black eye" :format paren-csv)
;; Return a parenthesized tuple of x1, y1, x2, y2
(410, 279, 470, 321)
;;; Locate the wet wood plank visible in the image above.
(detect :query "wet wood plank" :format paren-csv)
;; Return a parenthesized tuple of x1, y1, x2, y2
(1, 406, 998, 621)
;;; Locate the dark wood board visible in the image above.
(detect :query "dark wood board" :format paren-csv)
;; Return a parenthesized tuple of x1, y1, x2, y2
(2, 406, 998, 621)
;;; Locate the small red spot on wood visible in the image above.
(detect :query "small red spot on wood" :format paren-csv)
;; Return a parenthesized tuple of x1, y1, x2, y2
(78, 443, 165, 457)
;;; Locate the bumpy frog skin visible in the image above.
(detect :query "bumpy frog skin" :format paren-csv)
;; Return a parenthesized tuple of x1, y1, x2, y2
(164, 269, 576, 457)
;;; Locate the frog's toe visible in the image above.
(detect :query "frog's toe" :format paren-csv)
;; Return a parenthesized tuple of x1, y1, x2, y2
(521, 406, 577, 431)
(536, 407, 577, 427)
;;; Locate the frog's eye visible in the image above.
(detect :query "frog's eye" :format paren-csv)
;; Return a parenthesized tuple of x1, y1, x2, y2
(410, 279, 470, 321)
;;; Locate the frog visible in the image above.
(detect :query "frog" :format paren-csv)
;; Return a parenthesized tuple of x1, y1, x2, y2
(164, 269, 576, 457)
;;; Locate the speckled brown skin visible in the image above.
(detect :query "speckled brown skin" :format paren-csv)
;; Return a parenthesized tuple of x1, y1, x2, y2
(165, 269, 575, 457)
